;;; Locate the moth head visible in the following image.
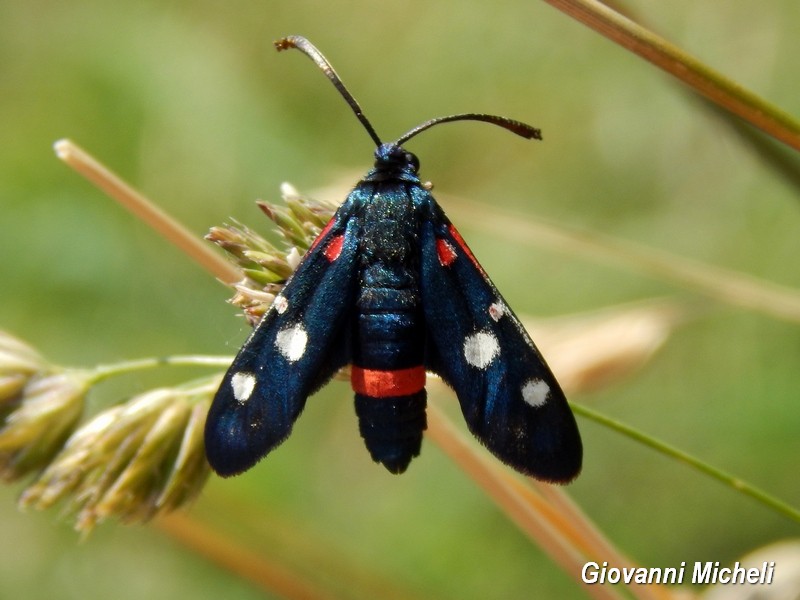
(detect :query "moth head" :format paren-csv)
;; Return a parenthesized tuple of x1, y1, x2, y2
(374, 142, 420, 174)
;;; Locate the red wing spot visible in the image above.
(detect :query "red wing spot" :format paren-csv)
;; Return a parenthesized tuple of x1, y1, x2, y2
(323, 234, 345, 262)
(308, 218, 336, 254)
(351, 365, 426, 398)
(436, 238, 457, 267)
(449, 224, 485, 275)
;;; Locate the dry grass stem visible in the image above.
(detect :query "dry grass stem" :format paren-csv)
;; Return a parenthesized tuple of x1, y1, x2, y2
(450, 197, 800, 324)
(158, 512, 335, 600)
(424, 400, 600, 596)
(426, 400, 687, 600)
(542, 0, 800, 151)
(54, 139, 240, 284)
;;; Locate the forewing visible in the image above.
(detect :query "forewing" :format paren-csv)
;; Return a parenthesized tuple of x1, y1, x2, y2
(417, 192, 582, 482)
(205, 199, 361, 476)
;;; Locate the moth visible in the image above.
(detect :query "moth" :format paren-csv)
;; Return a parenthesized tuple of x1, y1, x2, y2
(205, 36, 582, 482)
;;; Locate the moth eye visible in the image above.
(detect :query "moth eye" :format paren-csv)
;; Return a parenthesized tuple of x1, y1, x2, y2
(405, 152, 420, 173)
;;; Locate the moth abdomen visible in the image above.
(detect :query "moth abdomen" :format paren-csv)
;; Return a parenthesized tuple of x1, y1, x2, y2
(354, 389, 427, 474)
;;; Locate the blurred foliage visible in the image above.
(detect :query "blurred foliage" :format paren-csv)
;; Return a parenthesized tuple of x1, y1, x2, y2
(0, 1, 799, 598)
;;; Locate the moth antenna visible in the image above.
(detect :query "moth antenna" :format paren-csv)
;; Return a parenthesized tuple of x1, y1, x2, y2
(395, 113, 542, 146)
(275, 35, 383, 147)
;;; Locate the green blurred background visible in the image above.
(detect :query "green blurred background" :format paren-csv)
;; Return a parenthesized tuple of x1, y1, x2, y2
(1, 1, 799, 598)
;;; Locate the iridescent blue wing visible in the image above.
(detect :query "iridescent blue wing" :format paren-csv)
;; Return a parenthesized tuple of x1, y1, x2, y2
(205, 195, 362, 476)
(416, 189, 582, 482)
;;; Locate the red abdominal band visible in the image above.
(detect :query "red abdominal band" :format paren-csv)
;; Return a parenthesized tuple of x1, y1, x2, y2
(351, 365, 426, 398)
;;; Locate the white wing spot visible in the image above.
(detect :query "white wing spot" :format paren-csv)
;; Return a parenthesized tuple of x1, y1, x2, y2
(273, 294, 289, 314)
(275, 324, 308, 362)
(488, 301, 506, 322)
(463, 331, 500, 369)
(522, 379, 550, 407)
(231, 372, 257, 404)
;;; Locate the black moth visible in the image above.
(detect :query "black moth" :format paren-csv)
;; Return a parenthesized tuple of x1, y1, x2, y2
(205, 36, 582, 482)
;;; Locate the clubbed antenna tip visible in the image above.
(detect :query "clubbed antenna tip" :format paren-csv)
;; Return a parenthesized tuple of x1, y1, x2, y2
(274, 35, 383, 147)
